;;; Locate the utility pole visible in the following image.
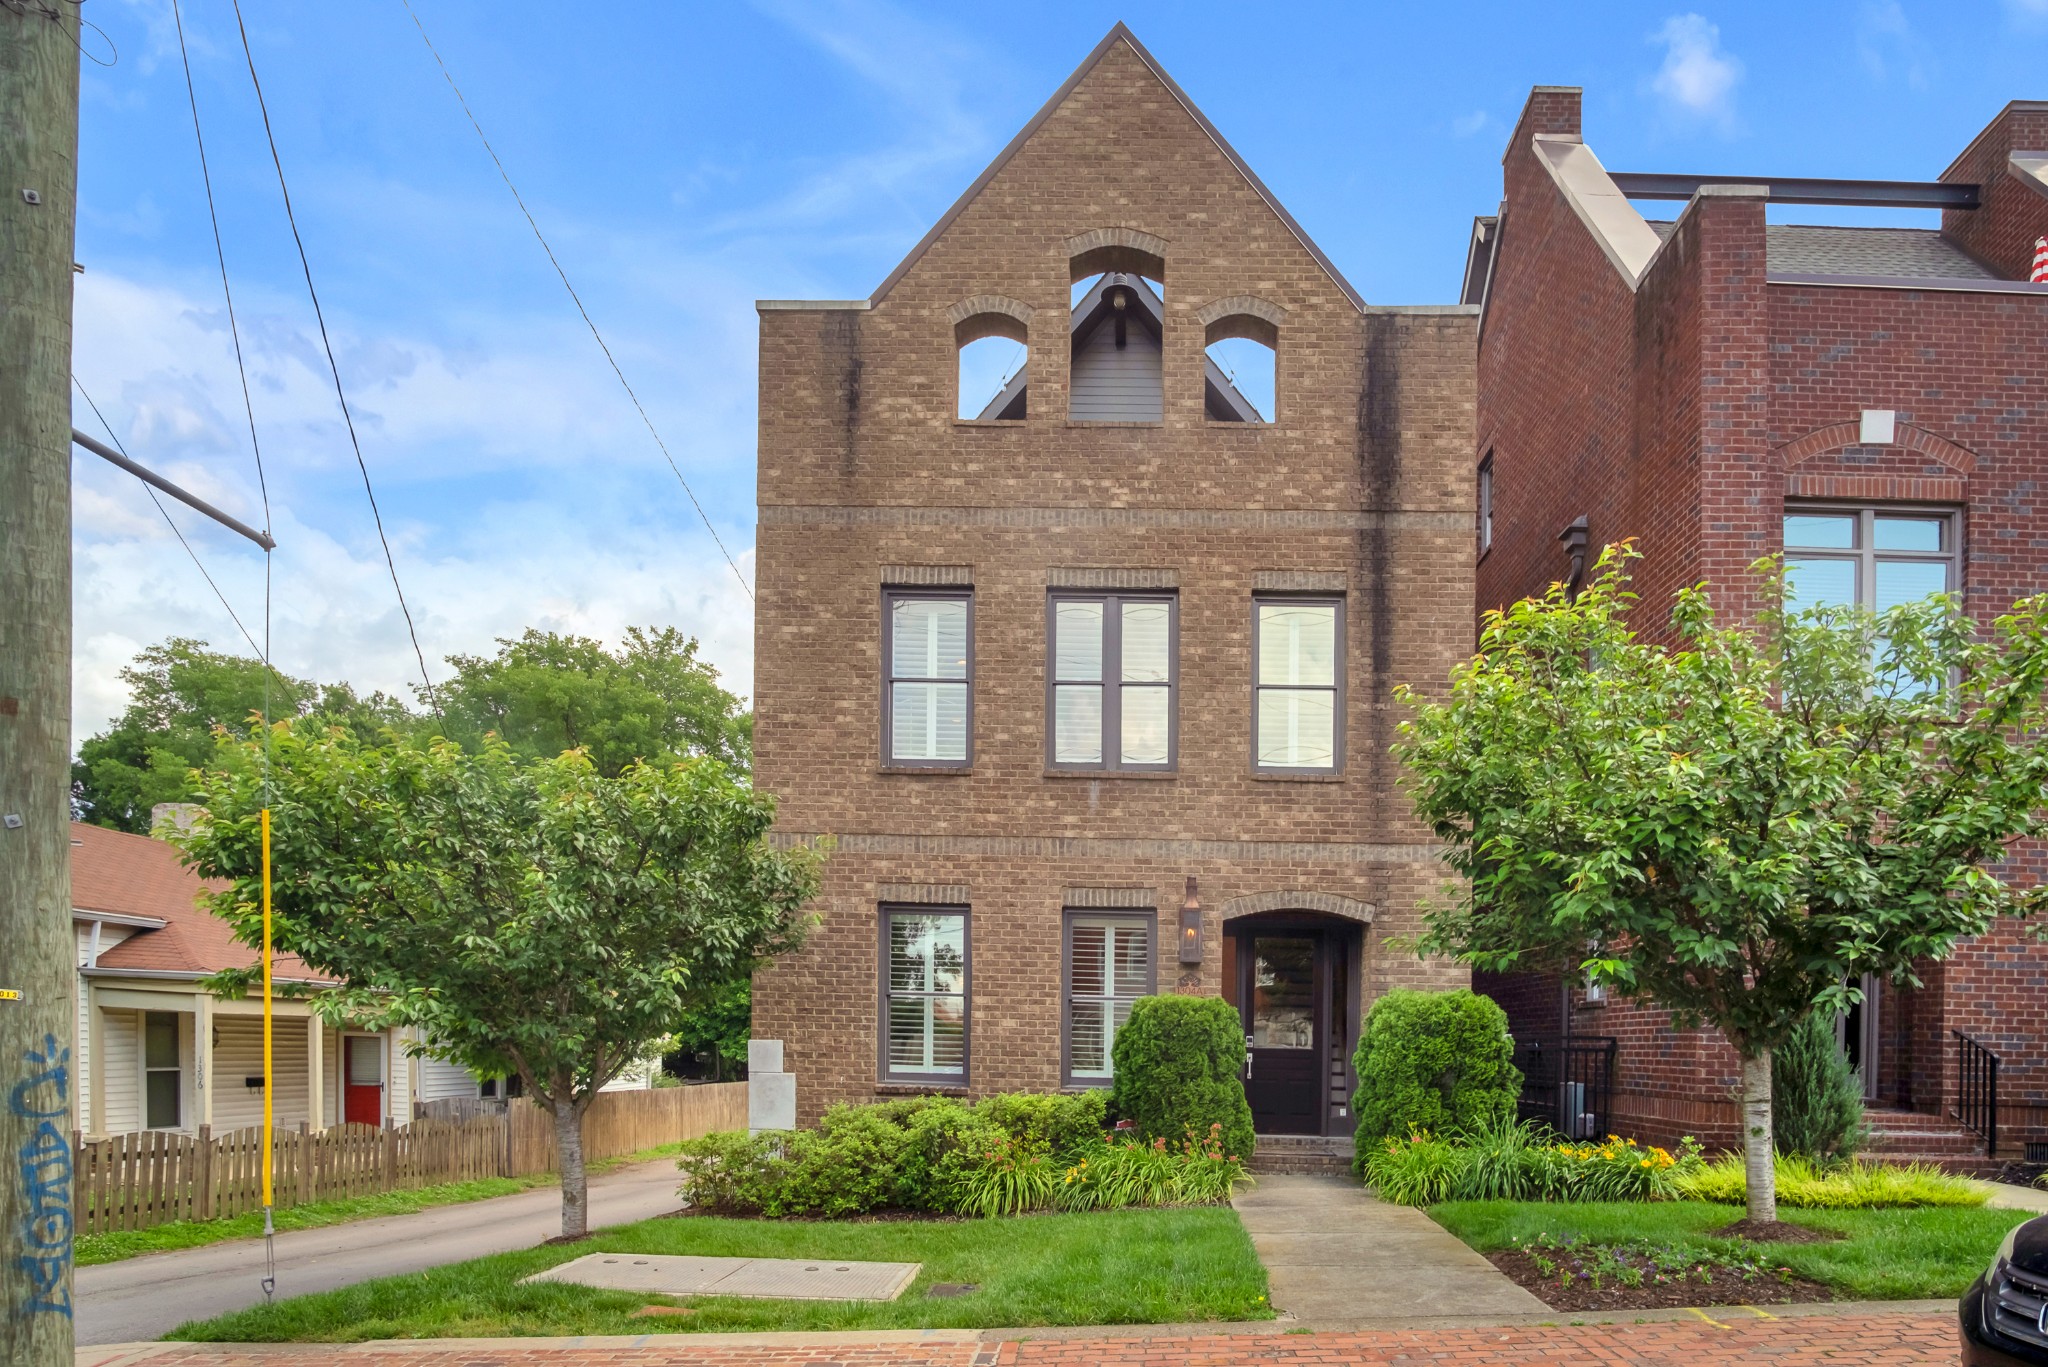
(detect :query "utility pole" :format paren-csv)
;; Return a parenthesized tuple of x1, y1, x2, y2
(1, 0, 80, 1361)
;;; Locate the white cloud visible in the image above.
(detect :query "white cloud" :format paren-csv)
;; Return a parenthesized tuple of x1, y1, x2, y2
(1451, 110, 1491, 139)
(1648, 14, 1744, 128)
(69, 267, 756, 746)
(1857, 2, 1931, 88)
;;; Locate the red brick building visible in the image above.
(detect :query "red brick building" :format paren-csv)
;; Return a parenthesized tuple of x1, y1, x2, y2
(1465, 87, 2048, 1159)
(749, 26, 1475, 1151)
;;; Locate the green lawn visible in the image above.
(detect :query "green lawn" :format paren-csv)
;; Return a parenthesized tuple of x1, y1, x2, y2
(78, 1142, 689, 1267)
(1431, 1199, 2030, 1301)
(165, 1206, 1271, 1342)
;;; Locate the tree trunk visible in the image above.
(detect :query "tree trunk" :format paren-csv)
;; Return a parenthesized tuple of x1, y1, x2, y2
(1740, 1048, 1777, 1225)
(552, 1102, 588, 1240)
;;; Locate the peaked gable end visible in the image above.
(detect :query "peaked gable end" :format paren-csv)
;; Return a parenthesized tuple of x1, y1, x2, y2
(870, 24, 1364, 310)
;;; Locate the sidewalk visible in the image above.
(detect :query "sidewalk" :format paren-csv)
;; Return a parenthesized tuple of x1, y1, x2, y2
(77, 1306, 1963, 1366)
(76, 1159, 687, 1346)
(1231, 1172, 1548, 1324)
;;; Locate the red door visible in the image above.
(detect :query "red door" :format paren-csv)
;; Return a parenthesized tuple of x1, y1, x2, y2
(343, 1036, 384, 1127)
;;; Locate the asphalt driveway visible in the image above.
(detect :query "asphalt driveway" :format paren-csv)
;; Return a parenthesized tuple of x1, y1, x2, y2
(75, 1159, 687, 1345)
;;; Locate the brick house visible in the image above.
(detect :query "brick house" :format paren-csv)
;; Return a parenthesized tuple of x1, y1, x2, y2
(749, 24, 1476, 1147)
(1463, 86, 2048, 1160)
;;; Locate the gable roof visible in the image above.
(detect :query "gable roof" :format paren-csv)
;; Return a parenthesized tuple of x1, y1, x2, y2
(72, 822, 334, 983)
(870, 24, 1365, 311)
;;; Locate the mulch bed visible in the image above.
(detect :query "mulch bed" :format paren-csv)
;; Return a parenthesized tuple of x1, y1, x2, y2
(1707, 1218, 1844, 1244)
(1486, 1249, 1834, 1312)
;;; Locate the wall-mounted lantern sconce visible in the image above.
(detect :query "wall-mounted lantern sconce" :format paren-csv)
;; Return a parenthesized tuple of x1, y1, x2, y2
(1178, 876, 1203, 965)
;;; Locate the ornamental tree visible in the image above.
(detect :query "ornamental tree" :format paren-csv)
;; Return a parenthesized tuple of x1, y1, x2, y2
(1397, 545, 2048, 1225)
(179, 725, 818, 1238)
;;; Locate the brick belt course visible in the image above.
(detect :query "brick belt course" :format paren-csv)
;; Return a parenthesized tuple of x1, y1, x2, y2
(108, 1311, 1963, 1366)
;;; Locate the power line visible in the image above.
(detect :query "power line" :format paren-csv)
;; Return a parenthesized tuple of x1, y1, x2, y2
(397, 0, 755, 605)
(72, 375, 277, 672)
(229, 0, 443, 714)
(170, 0, 270, 536)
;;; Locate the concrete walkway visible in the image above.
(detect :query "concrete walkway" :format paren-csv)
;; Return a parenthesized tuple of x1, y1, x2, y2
(1230, 1172, 1548, 1326)
(76, 1159, 688, 1346)
(1983, 1178, 2048, 1213)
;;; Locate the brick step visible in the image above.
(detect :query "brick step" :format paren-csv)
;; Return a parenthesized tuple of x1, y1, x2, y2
(1249, 1134, 1355, 1176)
(1861, 1108, 1975, 1131)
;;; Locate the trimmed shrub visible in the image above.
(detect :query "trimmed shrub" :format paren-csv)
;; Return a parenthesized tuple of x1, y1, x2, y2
(1773, 1010, 1868, 1161)
(1109, 994, 1256, 1162)
(1351, 988, 1520, 1167)
(974, 1089, 1108, 1162)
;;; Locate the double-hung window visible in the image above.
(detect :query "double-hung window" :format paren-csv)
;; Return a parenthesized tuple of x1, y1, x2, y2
(1782, 507, 1958, 613)
(1063, 913, 1154, 1085)
(883, 590, 972, 767)
(1048, 593, 1177, 770)
(1253, 597, 1343, 772)
(880, 907, 968, 1083)
(143, 1010, 182, 1130)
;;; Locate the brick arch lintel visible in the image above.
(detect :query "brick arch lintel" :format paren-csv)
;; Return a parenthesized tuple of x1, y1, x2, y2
(1773, 420, 1979, 476)
(1218, 890, 1375, 924)
(1063, 226, 1171, 261)
(946, 294, 1034, 328)
(1195, 294, 1288, 329)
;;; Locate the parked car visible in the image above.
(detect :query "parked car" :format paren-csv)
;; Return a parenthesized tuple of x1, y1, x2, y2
(1963, 1213, 2048, 1365)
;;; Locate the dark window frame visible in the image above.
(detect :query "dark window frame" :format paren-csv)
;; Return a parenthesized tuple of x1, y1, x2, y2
(876, 904, 972, 1086)
(1781, 503, 1961, 609)
(1060, 910, 1157, 1088)
(1044, 591, 1180, 772)
(880, 587, 975, 770)
(1250, 594, 1347, 774)
(143, 1009, 182, 1131)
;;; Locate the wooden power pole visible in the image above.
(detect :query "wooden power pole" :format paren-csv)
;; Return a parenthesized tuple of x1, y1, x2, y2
(1, 0, 80, 1360)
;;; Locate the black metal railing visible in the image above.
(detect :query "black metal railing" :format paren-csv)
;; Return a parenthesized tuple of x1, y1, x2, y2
(1512, 1035, 1617, 1141)
(1953, 1030, 2000, 1157)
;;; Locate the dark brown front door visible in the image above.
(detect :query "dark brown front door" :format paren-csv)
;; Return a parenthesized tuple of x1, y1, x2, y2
(1241, 933, 1323, 1134)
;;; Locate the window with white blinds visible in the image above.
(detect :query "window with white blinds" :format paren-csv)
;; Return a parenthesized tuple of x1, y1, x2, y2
(881, 908, 968, 1081)
(1049, 593, 1177, 770)
(1254, 597, 1343, 771)
(1064, 913, 1154, 1084)
(884, 591, 972, 766)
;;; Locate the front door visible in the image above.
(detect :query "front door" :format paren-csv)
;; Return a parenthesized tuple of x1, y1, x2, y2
(1240, 933, 1323, 1134)
(343, 1036, 384, 1127)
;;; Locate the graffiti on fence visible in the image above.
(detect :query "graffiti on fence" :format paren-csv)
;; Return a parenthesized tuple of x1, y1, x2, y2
(10, 1032, 73, 1317)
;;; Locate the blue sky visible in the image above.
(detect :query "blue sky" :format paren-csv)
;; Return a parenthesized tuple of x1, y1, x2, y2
(70, 0, 2048, 739)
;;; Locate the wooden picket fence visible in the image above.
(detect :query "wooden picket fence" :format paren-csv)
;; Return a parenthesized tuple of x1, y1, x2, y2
(73, 1081, 747, 1236)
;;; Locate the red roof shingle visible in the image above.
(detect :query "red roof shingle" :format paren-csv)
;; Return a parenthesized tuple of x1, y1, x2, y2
(74, 822, 334, 983)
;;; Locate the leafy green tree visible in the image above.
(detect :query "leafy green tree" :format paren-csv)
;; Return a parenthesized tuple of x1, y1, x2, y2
(666, 976, 754, 1081)
(1397, 546, 2048, 1224)
(433, 626, 749, 777)
(73, 637, 414, 832)
(178, 725, 818, 1238)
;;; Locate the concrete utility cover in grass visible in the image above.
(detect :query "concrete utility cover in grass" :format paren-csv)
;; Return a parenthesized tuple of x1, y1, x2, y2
(526, 1253, 921, 1302)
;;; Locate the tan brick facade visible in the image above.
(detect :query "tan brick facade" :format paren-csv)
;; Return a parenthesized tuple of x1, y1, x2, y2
(750, 28, 1475, 1131)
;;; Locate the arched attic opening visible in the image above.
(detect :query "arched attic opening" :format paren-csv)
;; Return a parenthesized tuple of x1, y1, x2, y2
(952, 298, 1031, 421)
(1066, 233, 1168, 422)
(1199, 300, 1283, 423)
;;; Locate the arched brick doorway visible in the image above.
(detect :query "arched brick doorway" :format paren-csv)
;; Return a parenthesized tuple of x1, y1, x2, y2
(1220, 893, 1373, 1137)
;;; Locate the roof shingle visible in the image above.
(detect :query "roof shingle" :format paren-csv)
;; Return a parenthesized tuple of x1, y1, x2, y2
(73, 822, 334, 982)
